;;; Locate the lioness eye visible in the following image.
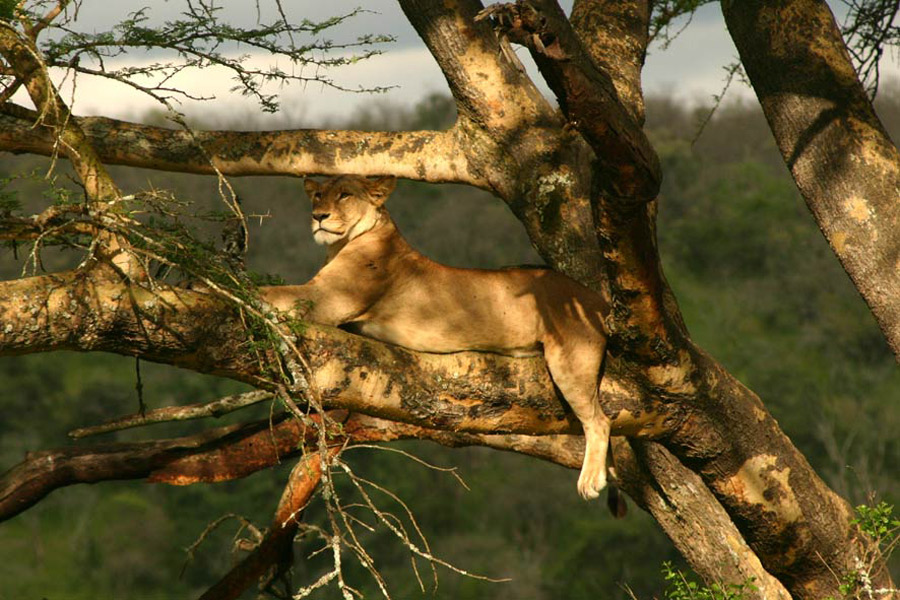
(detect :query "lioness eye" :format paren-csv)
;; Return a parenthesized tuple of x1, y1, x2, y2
(339, 192, 351, 200)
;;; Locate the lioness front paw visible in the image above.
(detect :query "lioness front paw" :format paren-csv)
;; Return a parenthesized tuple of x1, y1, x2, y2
(577, 463, 607, 500)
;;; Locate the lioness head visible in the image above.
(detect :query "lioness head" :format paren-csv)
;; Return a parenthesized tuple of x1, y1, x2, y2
(303, 175, 397, 246)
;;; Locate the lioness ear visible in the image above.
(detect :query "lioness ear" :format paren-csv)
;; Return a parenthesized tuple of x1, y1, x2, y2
(368, 176, 396, 206)
(303, 178, 320, 199)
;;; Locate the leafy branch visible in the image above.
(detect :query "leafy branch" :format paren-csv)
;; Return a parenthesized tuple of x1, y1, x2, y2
(30, 0, 394, 112)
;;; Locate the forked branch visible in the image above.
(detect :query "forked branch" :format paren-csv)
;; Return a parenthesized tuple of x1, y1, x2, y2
(477, 0, 660, 200)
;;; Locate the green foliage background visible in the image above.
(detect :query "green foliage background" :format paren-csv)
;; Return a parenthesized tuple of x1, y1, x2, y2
(0, 89, 897, 599)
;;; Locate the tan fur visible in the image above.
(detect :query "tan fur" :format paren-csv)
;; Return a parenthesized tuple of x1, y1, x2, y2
(263, 175, 611, 499)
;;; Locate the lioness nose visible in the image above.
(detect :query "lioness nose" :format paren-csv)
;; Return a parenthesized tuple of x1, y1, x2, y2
(312, 212, 330, 223)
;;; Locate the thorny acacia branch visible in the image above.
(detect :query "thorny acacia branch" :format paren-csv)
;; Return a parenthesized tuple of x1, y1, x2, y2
(11, 0, 394, 113)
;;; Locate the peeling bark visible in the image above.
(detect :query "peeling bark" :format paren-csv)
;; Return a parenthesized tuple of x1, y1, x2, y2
(0, 405, 592, 524)
(198, 450, 331, 600)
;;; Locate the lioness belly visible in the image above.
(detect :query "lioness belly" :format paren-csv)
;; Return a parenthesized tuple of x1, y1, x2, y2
(351, 317, 543, 356)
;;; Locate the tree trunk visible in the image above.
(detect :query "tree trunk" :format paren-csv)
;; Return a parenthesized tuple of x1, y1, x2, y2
(723, 0, 900, 359)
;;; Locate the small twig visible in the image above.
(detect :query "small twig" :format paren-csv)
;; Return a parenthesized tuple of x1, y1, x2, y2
(68, 389, 274, 438)
(336, 459, 509, 584)
(692, 60, 744, 147)
(134, 356, 145, 417)
(182, 513, 260, 576)
(345, 444, 470, 491)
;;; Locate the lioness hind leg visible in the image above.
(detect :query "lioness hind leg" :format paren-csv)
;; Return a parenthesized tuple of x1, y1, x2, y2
(543, 340, 610, 500)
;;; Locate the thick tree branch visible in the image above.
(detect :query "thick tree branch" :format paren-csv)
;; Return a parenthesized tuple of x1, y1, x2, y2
(723, 0, 900, 359)
(447, 3, 886, 595)
(0, 103, 486, 187)
(397, 0, 556, 132)
(0, 266, 874, 597)
(0, 269, 669, 438)
(570, 0, 650, 125)
(0, 3, 887, 595)
(612, 439, 792, 600)
(477, 0, 661, 201)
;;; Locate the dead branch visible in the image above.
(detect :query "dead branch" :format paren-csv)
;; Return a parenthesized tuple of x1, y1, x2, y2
(0, 407, 595, 525)
(198, 449, 335, 600)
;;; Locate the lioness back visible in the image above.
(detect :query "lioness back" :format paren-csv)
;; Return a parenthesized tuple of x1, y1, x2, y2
(355, 257, 608, 356)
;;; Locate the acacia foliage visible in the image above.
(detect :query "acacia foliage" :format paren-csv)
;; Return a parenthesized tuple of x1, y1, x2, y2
(1, 92, 897, 599)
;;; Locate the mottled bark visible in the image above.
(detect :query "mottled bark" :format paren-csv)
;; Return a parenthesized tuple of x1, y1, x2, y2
(570, 0, 650, 125)
(613, 439, 792, 600)
(722, 0, 900, 359)
(397, 0, 555, 132)
(478, 0, 660, 200)
(0, 103, 484, 187)
(0, 270, 672, 437)
(467, 1, 886, 597)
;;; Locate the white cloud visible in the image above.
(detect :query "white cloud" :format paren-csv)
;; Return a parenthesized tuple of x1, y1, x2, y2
(14, 47, 449, 126)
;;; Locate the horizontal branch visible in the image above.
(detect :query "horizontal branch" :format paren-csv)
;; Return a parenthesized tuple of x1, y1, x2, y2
(0, 103, 487, 187)
(0, 417, 286, 521)
(0, 407, 590, 523)
(0, 268, 669, 438)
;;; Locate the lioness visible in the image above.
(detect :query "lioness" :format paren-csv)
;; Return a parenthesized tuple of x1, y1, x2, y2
(263, 175, 611, 500)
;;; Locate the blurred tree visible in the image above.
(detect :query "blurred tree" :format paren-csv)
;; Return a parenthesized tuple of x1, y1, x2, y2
(0, 1, 898, 600)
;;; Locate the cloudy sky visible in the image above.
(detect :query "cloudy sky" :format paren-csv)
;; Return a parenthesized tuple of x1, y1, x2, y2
(19, 1, 899, 126)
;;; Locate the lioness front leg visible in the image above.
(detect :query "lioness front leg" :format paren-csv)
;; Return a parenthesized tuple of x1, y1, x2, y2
(544, 340, 610, 500)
